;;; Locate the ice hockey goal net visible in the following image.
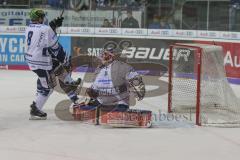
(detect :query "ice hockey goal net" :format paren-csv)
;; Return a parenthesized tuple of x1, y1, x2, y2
(168, 43, 240, 127)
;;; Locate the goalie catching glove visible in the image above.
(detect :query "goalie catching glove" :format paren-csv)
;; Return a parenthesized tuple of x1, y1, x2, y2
(129, 76, 145, 101)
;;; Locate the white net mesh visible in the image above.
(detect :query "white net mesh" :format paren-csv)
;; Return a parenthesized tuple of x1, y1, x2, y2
(170, 43, 240, 126)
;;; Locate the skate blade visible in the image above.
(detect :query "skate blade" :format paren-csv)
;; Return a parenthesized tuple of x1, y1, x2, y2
(29, 116, 47, 120)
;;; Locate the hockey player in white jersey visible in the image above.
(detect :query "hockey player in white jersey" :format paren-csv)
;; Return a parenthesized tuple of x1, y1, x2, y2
(25, 9, 81, 120)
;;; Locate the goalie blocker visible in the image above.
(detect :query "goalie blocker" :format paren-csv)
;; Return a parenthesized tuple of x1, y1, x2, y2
(72, 104, 152, 128)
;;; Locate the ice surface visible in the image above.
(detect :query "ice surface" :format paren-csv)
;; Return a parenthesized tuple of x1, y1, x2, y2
(0, 70, 240, 160)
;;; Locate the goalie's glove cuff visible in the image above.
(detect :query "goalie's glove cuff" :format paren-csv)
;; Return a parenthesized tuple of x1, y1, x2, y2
(49, 17, 64, 30)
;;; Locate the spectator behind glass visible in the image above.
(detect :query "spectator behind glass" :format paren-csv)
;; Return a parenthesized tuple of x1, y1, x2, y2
(48, 0, 69, 9)
(117, 0, 130, 7)
(121, 10, 139, 28)
(110, 0, 117, 8)
(0, 0, 7, 6)
(148, 15, 160, 29)
(101, 19, 113, 27)
(96, 0, 109, 7)
(159, 17, 171, 29)
(117, 0, 139, 8)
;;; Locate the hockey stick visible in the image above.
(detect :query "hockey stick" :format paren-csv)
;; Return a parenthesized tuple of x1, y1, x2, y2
(55, 7, 65, 41)
(60, 8, 65, 18)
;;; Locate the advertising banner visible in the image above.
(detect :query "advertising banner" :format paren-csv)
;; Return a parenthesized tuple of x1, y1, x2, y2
(0, 35, 71, 66)
(2, 34, 240, 84)
(195, 41, 240, 80)
(72, 37, 240, 83)
(72, 37, 186, 58)
(0, 35, 26, 65)
(71, 36, 188, 75)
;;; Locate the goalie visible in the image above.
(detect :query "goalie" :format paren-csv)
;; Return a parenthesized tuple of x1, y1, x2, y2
(74, 48, 151, 127)
(86, 47, 145, 109)
(25, 9, 81, 120)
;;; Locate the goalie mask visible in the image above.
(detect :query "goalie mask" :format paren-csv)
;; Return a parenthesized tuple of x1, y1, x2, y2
(99, 47, 119, 64)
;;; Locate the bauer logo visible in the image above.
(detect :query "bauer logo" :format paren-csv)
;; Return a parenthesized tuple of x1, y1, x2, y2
(122, 47, 191, 62)
(122, 47, 169, 60)
(173, 48, 191, 61)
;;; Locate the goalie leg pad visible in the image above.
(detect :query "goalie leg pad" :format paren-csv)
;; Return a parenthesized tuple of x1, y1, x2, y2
(72, 104, 152, 128)
(72, 104, 129, 125)
(72, 104, 97, 124)
(100, 108, 152, 128)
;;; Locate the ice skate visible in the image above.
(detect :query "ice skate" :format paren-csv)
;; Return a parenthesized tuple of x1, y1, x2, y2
(29, 102, 47, 120)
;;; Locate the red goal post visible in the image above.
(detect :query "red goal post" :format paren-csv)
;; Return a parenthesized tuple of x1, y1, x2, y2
(168, 43, 240, 127)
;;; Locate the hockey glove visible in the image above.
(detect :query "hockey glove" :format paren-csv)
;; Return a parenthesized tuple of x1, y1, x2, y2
(49, 17, 64, 31)
(129, 76, 145, 101)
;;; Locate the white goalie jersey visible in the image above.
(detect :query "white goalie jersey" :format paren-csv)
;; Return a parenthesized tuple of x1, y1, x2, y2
(25, 24, 58, 70)
(91, 60, 145, 106)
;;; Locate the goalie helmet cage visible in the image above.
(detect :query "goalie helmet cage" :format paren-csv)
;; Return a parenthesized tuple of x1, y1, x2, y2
(168, 43, 240, 127)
